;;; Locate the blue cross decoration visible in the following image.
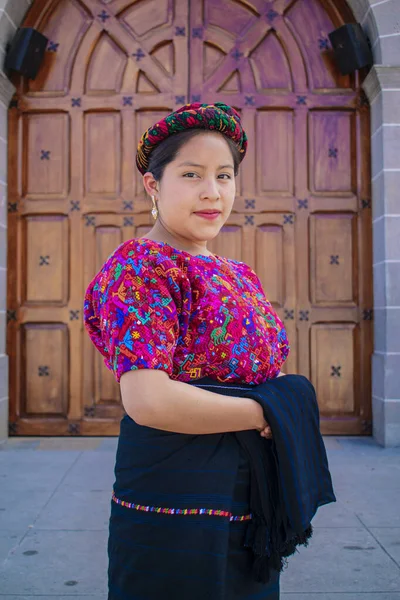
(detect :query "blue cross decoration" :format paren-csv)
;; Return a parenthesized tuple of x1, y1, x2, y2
(361, 419, 372, 434)
(8, 202, 17, 213)
(296, 95, 307, 105)
(328, 146, 338, 158)
(266, 9, 278, 21)
(232, 47, 243, 61)
(7, 310, 17, 323)
(245, 199, 256, 209)
(330, 255, 339, 265)
(363, 309, 373, 321)
(84, 406, 96, 417)
(362, 198, 371, 209)
(70, 310, 80, 321)
(299, 310, 309, 321)
(8, 422, 17, 435)
(71, 97, 81, 107)
(192, 27, 203, 39)
(124, 217, 134, 227)
(123, 96, 133, 106)
(41, 150, 50, 160)
(331, 365, 341, 377)
(284, 309, 294, 320)
(318, 37, 329, 50)
(47, 41, 59, 52)
(123, 200, 133, 211)
(98, 10, 110, 23)
(298, 199, 308, 209)
(245, 215, 254, 225)
(284, 214, 294, 225)
(245, 96, 255, 106)
(175, 95, 185, 104)
(85, 215, 96, 227)
(358, 91, 369, 108)
(38, 366, 50, 377)
(175, 26, 186, 36)
(191, 94, 201, 102)
(68, 423, 80, 435)
(39, 255, 50, 266)
(70, 200, 80, 212)
(132, 48, 145, 61)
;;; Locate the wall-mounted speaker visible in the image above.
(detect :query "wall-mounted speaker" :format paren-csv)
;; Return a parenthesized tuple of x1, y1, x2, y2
(5, 27, 48, 80)
(328, 23, 373, 76)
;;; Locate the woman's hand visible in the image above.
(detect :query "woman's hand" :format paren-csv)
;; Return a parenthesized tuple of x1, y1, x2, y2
(255, 410, 273, 438)
(253, 403, 273, 438)
(258, 371, 285, 439)
(257, 372, 287, 436)
(259, 421, 273, 439)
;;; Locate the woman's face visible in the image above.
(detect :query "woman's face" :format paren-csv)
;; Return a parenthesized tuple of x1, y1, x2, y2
(143, 132, 236, 246)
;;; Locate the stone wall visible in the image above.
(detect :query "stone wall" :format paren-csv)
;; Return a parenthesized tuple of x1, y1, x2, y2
(0, 0, 32, 443)
(365, 64, 400, 446)
(349, 0, 400, 446)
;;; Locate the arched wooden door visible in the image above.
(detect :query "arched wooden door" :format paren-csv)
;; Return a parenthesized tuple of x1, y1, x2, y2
(7, 0, 372, 436)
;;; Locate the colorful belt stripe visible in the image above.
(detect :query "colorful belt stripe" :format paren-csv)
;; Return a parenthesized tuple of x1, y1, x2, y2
(112, 492, 252, 522)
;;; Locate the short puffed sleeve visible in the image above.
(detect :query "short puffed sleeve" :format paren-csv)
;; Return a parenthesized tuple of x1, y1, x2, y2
(84, 251, 181, 383)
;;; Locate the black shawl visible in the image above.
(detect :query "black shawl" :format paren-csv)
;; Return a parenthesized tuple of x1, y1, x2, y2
(191, 374, 336, 582)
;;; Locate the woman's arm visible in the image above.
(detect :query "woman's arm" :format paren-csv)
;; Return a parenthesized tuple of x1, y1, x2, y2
(120, 369, 268, 435)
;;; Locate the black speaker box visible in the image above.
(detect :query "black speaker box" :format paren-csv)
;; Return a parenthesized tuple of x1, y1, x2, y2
(328, 23, 373, 75)
(5, 27, 48, 80)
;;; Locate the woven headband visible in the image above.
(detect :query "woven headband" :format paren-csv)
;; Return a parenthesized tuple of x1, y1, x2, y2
(136, 102, 248, 175)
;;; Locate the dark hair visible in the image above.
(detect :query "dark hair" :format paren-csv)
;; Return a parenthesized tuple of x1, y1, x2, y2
(147, 129, 241, 181)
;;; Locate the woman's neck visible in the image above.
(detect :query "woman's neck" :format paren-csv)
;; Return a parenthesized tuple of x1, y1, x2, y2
(142, 224, 213, 257)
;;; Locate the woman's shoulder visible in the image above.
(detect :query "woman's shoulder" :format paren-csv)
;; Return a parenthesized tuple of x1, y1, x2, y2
(100, 238, 185, 284)
(86, 238, 189, 310)
(224, 257, 264, 290)
(105, 237, 175, 268)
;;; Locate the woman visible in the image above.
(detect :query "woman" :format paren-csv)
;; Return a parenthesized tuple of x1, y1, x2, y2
(84, 102, 290, 599)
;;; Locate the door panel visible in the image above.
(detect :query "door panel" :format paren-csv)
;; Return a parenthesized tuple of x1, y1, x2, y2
(22, 323, 69, 417)
(309, 213, 358, 306)
(22, 215, 69, 306)
(309, 110, 356, 194)
(311, 323, 359, 418)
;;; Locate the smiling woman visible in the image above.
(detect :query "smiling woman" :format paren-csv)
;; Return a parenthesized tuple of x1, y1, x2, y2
(83, 102, 293, 599)
(141, 129, 239, 254)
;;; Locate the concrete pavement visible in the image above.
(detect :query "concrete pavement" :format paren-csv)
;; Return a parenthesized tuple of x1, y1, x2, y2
(0, 435, 399, 599)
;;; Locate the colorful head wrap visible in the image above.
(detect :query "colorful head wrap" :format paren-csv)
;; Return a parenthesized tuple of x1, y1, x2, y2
(136, 102, 248, 175)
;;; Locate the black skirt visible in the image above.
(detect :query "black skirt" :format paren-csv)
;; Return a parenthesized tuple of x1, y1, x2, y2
(108, 441, 280, 600)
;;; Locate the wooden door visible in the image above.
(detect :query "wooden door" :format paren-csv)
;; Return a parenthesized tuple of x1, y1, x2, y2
(7, 0, 372, 436)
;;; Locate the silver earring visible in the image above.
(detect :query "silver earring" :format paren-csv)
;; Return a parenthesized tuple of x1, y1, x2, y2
(151, 195, 158, 221)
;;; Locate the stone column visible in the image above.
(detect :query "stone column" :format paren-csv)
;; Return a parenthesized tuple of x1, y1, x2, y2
(0, 0, 33, 443)
(363, 66, 400, 447)
(0, 70, 15, 444)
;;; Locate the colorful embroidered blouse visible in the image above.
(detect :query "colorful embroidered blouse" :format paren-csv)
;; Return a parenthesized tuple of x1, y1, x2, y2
(83, 238, 289, 385)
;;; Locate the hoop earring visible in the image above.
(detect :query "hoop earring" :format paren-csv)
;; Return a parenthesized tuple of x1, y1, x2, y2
(151, 195, 158, 221)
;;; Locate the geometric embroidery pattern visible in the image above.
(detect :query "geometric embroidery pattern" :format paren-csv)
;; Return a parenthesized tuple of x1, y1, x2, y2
(84, 238, 290, 384)
(112, 492, 252, 522)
